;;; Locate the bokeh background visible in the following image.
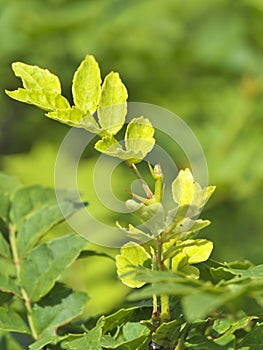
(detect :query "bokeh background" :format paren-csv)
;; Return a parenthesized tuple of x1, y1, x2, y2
(1, 0, 263, 317)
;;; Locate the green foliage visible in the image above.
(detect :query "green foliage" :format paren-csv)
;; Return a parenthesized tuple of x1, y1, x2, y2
(0, 172, 88, 348)
(2, 54, 263, 349)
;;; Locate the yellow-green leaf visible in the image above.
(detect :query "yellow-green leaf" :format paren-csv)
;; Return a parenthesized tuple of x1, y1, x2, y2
(72, 55, 101, 114)
(47, 106, 101, 133)
(98, 72, 128, 135)
(125, 116, 155, 164)
(177, 239, 213, 264)
(6, 88, 70, 111)
(11, 62, 61, 93)
(172, 168, 215, 208)
(116, 242, 151, 288)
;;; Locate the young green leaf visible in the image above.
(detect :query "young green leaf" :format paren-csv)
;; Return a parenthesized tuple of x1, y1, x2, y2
(116, 242, 151, 288)
(46, 107, 101, 133)
(32, 286, 88, 337)
(125, 116, 155, 164)
(6, 88, 70, 112)
(20, 234, 87, 301)
(172, 168, 215, 209)
(72, 55, 101, 114)
(177, 239, 213, 264)
(11, 62, 62, 93)
(98, 71, 128, 135)
(0, 307, 30, 334)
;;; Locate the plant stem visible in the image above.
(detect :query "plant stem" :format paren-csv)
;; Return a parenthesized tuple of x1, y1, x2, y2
(128, 162, 153, 199)
(9, 224, 39, 340)
(156, 238, 171, 323)
(175, 324, 189, 350)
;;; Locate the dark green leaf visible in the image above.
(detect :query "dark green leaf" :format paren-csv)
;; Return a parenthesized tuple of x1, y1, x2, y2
(100, 307, 139, 334)
(10, 186, 82, 257)
(62, 324, 102, 350)
(0, 232, 11, 259)
(20, 234, 86, 301)
(0, 173, 20, 223)
(32, 286, 88, 336)
(0, 274, 20, 296)
(0, 307, 30, 334)
(152, 319, 182, 349)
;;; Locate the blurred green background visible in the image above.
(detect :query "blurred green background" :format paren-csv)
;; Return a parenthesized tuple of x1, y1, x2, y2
(1, 0, 263, 317)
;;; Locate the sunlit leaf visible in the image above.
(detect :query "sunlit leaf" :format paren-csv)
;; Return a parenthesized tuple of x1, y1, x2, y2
(46, 107, 101, 133)
(6, 88, 70, 111)
(125, 116, 155, 164)
(172, 168, 215, 209)
(116, 242, 151, 288)
(72, 55, 101, 114)
(98, 71, 127, 135)
(11, 62, 61, 93)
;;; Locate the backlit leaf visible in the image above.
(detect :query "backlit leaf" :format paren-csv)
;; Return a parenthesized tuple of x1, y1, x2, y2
(62, 323, 102, 350)
(172, 168, 215, 209)
(11, 62, 61, 93)
(98, 71, 128, 135)
(125, 116, 155, 164)
(6, 88, 70, 111)
(116, 242, 151, 288)
(72, 54, 101, 114)
(46, 107, 101, 133)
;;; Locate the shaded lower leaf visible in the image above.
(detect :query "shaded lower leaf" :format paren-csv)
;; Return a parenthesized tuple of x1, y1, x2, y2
(239, 323, 263, 349)
(20, 233, 87, 301)
(32, 285, 88, 337)
(0, 273, 20, 296)
(185, 335, 228, 349)
(152, 319, 182, 349)
(100, 307, 138, 334)
(0, 232, 11, 259)
(0, 307, 30, 334)
(29, 335, 68, 350)
(0, 172, 20, 223)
